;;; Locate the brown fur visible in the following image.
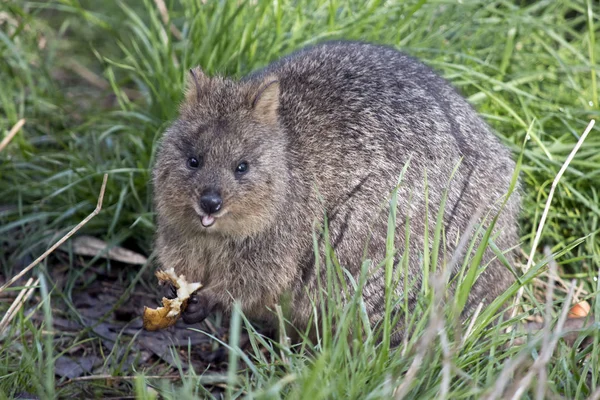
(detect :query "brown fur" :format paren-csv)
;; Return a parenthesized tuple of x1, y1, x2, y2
(152, 41, 521, 344)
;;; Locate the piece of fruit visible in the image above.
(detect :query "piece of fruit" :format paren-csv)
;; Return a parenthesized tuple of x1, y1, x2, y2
(142, 268, 202, 331)
(568, 300, 591, 318)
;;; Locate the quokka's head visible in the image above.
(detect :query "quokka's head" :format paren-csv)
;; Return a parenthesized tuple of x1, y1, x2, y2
(153, 67, 289, 238)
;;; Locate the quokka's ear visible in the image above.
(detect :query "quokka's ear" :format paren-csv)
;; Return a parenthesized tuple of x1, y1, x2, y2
(250, 77, 280, 125)
(183, 66, 210, 105)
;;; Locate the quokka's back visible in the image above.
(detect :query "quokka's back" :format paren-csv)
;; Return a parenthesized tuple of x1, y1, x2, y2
(152, 41, 520, 343)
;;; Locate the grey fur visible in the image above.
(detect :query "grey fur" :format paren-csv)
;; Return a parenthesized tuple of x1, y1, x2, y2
(152, 41, 520, 344)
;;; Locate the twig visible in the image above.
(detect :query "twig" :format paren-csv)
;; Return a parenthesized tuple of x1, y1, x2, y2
(0, 174, 108, 295)
(153, 0, 183, 40)
(0, 277, 39, 334)
(394, 275, 446, 399)
(203, 317, 220, 337)
(65, 60, 141, 100)
(462, 301, 484, 345)
(484, 258, 574, 400)
(0, 118, 25, 152)
(275, 304, 290, 363)
(482, 350, 531, 400)
(58, 374, 181, 387)
(512, 119, 595, 316)
(588, 387, 600, 400)
(438, 326, 452, 400)
(66, 60, 108, 90)
(393, 312, 439, 399)
(510, 280, 576, 400)
(446, 205, 484, 277)
(535, 254, 558, 400)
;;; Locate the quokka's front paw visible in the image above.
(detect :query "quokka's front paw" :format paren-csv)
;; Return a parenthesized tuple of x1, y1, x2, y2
(182, 291, 217, 324)
(160, 281, 177, 299)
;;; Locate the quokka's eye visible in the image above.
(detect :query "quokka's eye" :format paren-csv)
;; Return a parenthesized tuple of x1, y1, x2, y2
(235, 161, 249, 175)
(187, 157, 200, 169)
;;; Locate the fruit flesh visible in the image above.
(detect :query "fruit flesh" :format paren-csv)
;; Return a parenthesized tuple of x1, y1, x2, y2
(142, 268, 202, 331)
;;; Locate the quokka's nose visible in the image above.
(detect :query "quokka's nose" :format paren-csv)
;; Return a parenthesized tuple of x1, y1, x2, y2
(200, 191, 223, 214)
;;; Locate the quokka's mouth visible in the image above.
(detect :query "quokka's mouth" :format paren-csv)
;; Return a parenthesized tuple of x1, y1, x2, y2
(192, 202, 226, 228)
(201, 215, 215, 227)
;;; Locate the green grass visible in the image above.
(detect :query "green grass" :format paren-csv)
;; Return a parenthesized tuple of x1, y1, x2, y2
(1, 0, 599, 398)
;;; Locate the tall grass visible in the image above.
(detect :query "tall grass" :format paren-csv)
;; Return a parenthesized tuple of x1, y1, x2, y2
(1, 0, 599, 398)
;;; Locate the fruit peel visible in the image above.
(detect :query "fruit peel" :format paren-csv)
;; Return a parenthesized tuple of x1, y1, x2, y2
(142, 267, 202, 331)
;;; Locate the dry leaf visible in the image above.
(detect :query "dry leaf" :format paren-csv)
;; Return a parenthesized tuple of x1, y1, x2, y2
(63, 235, 148, 265)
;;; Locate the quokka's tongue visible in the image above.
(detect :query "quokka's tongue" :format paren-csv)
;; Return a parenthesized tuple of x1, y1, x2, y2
(201, 215, 215, 227)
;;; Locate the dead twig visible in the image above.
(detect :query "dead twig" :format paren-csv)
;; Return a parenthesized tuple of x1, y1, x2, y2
(0, 174, 108, 295)
(58, 374, 181, 387)
(484, 254, 576, 400)
(0, 118, 25, 152)
(65, 60, 141, 100)
(512, 119, 595, 317)
(153, 0, 183, 40)
(394, 274, 446, 399)
(203, 317, 220, 337)
(462, 301, 484, 345)
(0, 277, 39, 334)
(588, 387, 600, 400)
(534, 253, 558, 400)
(275, 304, 290, 364)
(509, 279, 575, 400)
(66, 60, 108, 90)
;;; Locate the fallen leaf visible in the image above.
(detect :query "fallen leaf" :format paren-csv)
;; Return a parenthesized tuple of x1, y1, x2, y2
(55, 355, 101, 379)
(61, 235, 147, 265)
